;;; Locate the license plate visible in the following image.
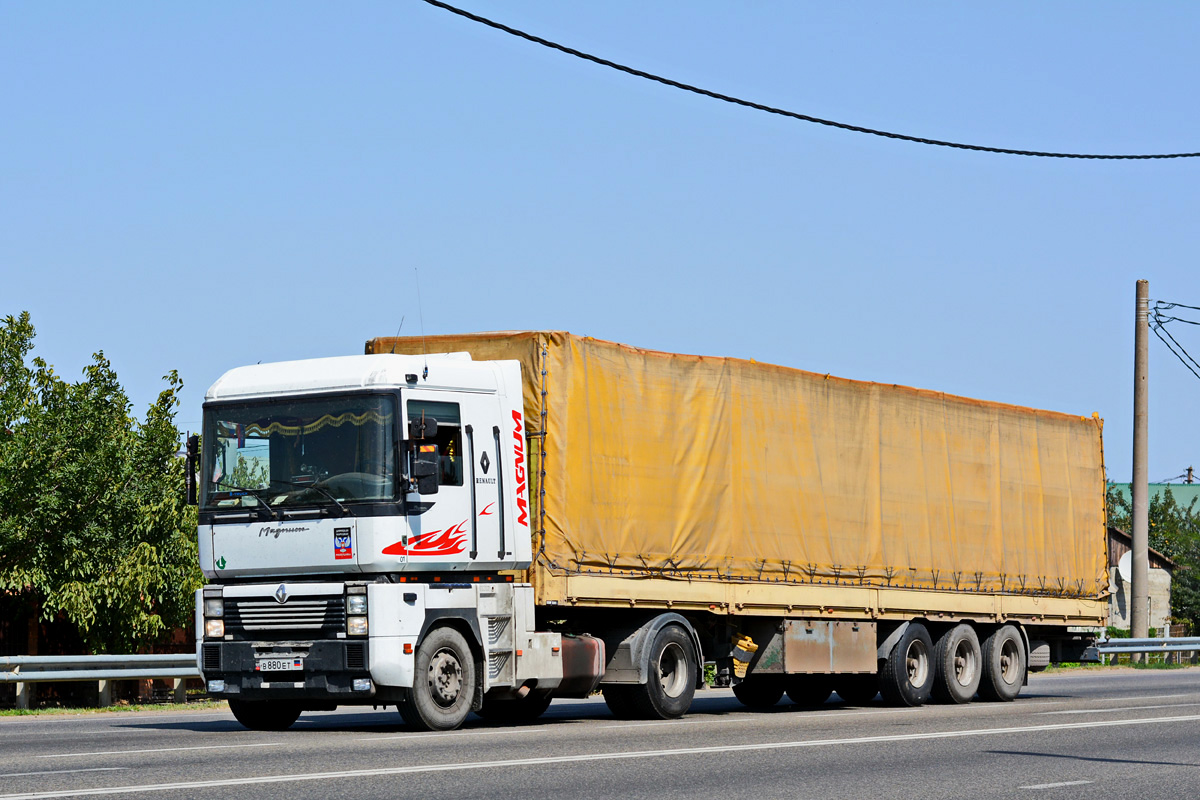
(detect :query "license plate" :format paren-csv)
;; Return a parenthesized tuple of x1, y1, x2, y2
(256, 657, 303, 672)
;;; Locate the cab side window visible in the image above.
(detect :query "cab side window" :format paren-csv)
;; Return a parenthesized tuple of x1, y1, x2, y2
(407, 400, 463, 487)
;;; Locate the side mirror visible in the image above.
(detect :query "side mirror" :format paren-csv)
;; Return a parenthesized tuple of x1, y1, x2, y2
(411, 444, 439, 495)
(409, 416, 438, 440)
(185, 434, 200, 506)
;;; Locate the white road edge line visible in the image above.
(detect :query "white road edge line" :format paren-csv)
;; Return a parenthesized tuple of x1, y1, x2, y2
(1020, 780, 1093, 790)
(5, 713, 1200, 799)
(1038, 702, 1200, 716)
(0, 770, 126, 779)
(38, 742, 284, 759)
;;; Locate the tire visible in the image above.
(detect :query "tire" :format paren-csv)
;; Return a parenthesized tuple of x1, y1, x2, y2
(626, 625, 698, 719)
(733, 676, 785, 708)
(398, 626, 477, 731)
(475, 690, 553, 723)
(931, 624, 982, 704)
(978, 625, 1026, 702)
(228, 699, 302, 731)
(602, 685, 641, 719)
(785, 675, 833, 708)
(834, 674, 879, 705)
(880, 622, 934, 707)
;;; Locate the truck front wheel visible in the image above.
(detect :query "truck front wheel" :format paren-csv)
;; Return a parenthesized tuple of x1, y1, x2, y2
(880, 622, 934, 707)
(228, 699, 302, 731)
(399, 626, 477, 731)
(628, 625, 697, 719)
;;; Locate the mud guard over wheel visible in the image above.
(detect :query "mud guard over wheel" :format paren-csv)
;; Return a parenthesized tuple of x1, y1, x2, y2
(398, 626, 478, 731)
(978, 624, 1026, 702)
(228, 699, 302, 731)
(880, 622, 934, 707)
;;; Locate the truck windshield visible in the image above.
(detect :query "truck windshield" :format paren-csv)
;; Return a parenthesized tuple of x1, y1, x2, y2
(201, 394, 396, 510)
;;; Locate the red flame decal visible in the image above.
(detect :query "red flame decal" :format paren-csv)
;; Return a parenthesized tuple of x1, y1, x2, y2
(479, 502, 495, 517)
(382, 520, 468, 557)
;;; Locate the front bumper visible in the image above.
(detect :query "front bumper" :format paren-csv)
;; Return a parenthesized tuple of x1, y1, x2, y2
(200, 639, 371, 701)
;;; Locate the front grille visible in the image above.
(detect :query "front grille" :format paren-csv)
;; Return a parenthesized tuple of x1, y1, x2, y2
(225, 596, 346, 638)
(202, 644, 221, 671)
(346, 642, 367, 670)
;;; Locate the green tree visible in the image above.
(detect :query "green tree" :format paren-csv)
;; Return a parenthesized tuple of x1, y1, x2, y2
(1107, 482, 1200, 632)
(0, 312, 202, 653)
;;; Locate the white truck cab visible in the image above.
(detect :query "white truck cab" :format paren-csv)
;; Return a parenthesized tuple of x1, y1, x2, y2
(192, 353, 603, 731)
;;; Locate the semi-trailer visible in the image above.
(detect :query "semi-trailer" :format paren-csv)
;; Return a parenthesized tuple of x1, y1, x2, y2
(192, 331, 1107, 731)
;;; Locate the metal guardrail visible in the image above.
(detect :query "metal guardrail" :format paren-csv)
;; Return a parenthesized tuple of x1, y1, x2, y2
(1082, 636, 1200, 662)
(1, 654, 200, 710)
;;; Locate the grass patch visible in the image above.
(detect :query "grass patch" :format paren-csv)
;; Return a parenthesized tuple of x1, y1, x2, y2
(0, 698, 227, 717)
(1043, 660, 1197, 673)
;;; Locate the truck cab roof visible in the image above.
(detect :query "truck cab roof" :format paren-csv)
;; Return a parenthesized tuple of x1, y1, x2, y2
(205, 353, 501, 402)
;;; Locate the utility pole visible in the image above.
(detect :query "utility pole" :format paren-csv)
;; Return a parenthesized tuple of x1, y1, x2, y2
(1187, 466, 1195, 484)
(1131, 279, 1150, 640)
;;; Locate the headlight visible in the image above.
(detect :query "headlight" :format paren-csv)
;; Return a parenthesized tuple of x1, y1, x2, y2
(204, 598, 224, 617)
(347, 616, 368, 636)
(205, 618, 225, 638)
(346, 595, 368, 615)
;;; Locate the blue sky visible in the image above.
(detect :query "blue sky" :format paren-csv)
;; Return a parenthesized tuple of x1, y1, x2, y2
(4, 2, 1198, 482)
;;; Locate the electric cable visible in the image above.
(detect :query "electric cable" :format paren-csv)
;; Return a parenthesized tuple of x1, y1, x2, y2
(419, 0, 1200, 160)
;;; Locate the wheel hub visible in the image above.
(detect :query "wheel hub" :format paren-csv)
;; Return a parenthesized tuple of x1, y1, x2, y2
(428, 649, 463, 706)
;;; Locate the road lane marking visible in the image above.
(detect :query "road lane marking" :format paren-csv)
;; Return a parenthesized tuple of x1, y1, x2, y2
(5, 713, 1200, 798)
(1020, 780, 1092, 789)
(0, 770, 125, 779)
(38, 742, 284, 759)
(1038, 702, 1200, 715)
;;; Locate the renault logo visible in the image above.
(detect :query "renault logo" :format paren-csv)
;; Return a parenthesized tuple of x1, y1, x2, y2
(274, 584, 289, 604)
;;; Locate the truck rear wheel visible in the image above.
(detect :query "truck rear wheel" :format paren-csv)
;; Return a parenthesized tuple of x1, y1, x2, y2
(880, 622, 934, 707)
(398, 626, 477, 731)
(785, 675, 833, 708)
(733, 676, 784, 708)
(627, 625, 697, 719)
(978, 625, 1026, 702)
(931, 624, 982, 704)
(228, 699, 302, 731)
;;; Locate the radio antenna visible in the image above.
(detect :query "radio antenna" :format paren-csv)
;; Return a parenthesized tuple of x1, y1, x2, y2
(415, 268, 428, 379)
(388, 315, 405, 354)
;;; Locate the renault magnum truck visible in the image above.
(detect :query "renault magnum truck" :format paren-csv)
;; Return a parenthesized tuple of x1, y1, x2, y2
(191, 331, 1107, 732)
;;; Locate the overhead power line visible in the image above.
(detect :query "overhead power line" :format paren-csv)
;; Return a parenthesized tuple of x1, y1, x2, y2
(1151, 300, 1200, 381)
(420, 0, 1200, 161)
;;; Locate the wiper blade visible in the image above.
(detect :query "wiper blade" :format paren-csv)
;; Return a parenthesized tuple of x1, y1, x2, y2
(271, 479, 350, 517)
(215, 482, 278, 519)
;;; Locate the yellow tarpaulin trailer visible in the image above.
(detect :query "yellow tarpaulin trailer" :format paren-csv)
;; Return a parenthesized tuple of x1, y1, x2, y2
(367, 331, 1108, 625)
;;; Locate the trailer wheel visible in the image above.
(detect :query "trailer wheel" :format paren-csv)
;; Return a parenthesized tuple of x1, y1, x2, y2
(398, 626, 477, 731)
(978, 625, 1026, 702)
(785, 676, 833, 708)
(628, 625, 697, 719)
(475, 690, 553, 723)
(733, 677, 785, 708)
(834, 674, 879, 705)
(931, 624, 982, 704)
(228, 699, 302, 731)
(880, 622, 934, 706)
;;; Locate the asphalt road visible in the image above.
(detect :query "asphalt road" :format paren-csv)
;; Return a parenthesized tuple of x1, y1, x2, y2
(2, 669, 1199, 799)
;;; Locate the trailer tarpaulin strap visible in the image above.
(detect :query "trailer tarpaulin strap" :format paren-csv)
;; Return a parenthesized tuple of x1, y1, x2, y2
(368, 332, 1107, 599)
